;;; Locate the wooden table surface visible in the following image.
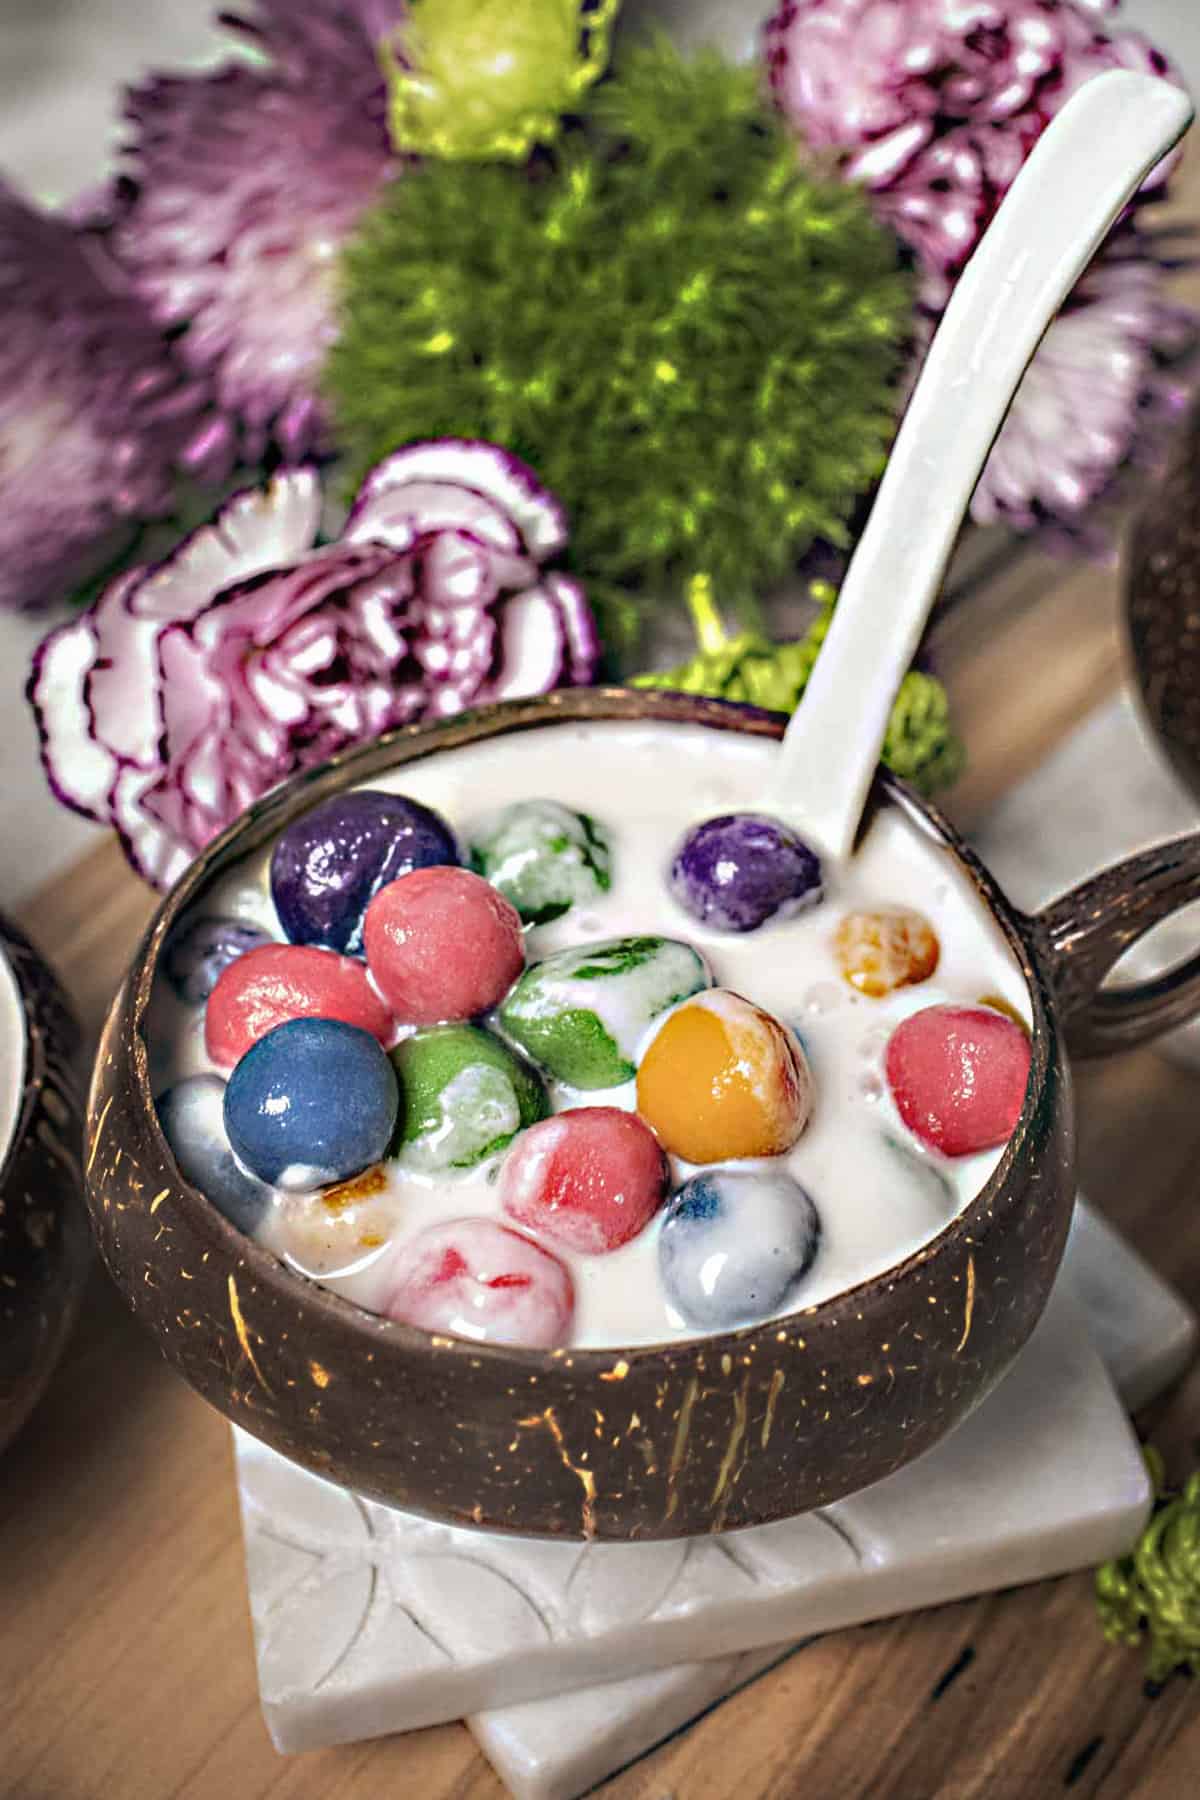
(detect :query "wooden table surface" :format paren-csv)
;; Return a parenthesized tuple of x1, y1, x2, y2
(7, 184, 1200, 1789)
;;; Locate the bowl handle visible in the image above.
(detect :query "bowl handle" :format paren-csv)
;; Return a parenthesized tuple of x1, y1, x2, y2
(1032, 832, 1200, 1057)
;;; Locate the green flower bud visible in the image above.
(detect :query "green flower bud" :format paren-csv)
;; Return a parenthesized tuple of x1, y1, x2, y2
(382, 0, 619, 162)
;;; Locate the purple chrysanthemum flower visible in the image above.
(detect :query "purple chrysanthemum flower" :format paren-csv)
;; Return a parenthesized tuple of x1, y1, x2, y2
(219, 0, 404, 96)
(0, 185, 227, 613)
(114, 2, 404, 463)
(29, 441, 598, 888)
(764, 0, 1194, 537)
(976, 229, 1195, 541)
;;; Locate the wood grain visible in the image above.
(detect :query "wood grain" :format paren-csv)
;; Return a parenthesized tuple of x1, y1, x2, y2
(5, 166, 1200, 1800)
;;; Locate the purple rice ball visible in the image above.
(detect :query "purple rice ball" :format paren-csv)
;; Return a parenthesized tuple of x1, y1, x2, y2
(270, 789, 460, 955)
(669, 812, 823, 932)
(163, 915, 273, 1005)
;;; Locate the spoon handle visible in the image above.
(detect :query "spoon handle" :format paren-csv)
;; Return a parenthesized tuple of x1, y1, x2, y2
(769, 69, 1194, 862)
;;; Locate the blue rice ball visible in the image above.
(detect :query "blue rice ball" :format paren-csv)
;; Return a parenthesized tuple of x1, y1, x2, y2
(223, 1017, 399, 1189)
(659, 1167, 820, 1330)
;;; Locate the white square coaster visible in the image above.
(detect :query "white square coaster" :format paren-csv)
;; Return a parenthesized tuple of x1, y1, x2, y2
(233, 1204, 1185, 1764)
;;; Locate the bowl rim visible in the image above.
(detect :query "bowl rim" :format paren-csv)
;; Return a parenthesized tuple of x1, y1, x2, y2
(115, 687, 1054, 1373)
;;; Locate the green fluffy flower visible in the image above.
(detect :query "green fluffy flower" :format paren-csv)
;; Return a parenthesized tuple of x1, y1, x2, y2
(1096, 1448, 1200, 1683)
(634, 581, 964, 796)
(329, 40, 913, 648)
(382, 0, 620, 161)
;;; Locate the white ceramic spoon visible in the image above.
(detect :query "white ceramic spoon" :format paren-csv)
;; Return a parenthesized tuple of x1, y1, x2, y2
(767, 69, 1194, 862)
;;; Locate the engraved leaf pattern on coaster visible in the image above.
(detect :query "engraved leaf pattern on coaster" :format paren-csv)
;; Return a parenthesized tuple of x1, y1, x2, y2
(363, 1504, 695, 1642)
(247, 1531, 322, 1619)
(396, 1555, 554, 1657)
(369, 1506, 569, 1650)
(241, 1459, 387, 1694)
(242, 1455, 564, 1689)
(243, 1448, 373, 1549)
(238, 1434, 871, 1704)
(565, 1539, 691, 1634)
(259, 1561, 380, 1693)
(239, 1441, 773, 1694)
(241, 1457, 443, 1692)
(709, 1511, 866, 1588)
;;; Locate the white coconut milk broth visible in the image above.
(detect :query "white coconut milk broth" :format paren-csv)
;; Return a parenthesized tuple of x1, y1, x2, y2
(0, 948, 27, 1171)
(148, 720, 1031, 1348)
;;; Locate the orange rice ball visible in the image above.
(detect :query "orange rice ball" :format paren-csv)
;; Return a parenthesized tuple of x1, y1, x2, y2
(636, 989, 813, 1163)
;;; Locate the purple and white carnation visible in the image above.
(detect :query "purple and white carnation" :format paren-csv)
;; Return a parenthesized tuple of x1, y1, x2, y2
(0, 186, 230, 613)
(29, 442, 597, 888)
(765, 0, 1182, 305)
(114, 1, 403, 462)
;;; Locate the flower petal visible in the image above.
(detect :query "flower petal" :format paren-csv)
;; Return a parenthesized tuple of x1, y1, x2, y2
(487, 587, 567, 701)
(348, 439, 570, 556)
(545, 573, 599, 685)
(28, 596, 129, 822)
(109, 763, 191, 889)
(346, 479, 523, 557)
(136, 471, 323, 626)
(88, 472, 324, 772)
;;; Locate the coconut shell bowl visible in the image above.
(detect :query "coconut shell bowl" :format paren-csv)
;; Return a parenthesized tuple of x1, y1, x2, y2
(0, 913, 89, 1453)
(83, 690, 1200, 1541)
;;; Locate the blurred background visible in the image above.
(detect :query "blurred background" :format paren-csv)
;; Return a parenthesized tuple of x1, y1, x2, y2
(2, 0, 1199, 907)
(6, 0, 1199, 209)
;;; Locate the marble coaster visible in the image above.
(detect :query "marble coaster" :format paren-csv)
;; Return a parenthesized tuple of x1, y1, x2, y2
(1062, 1202, 1197, 1413)
(233, 1201, 1188, 1763)
(471, 1642, 798, 1800)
